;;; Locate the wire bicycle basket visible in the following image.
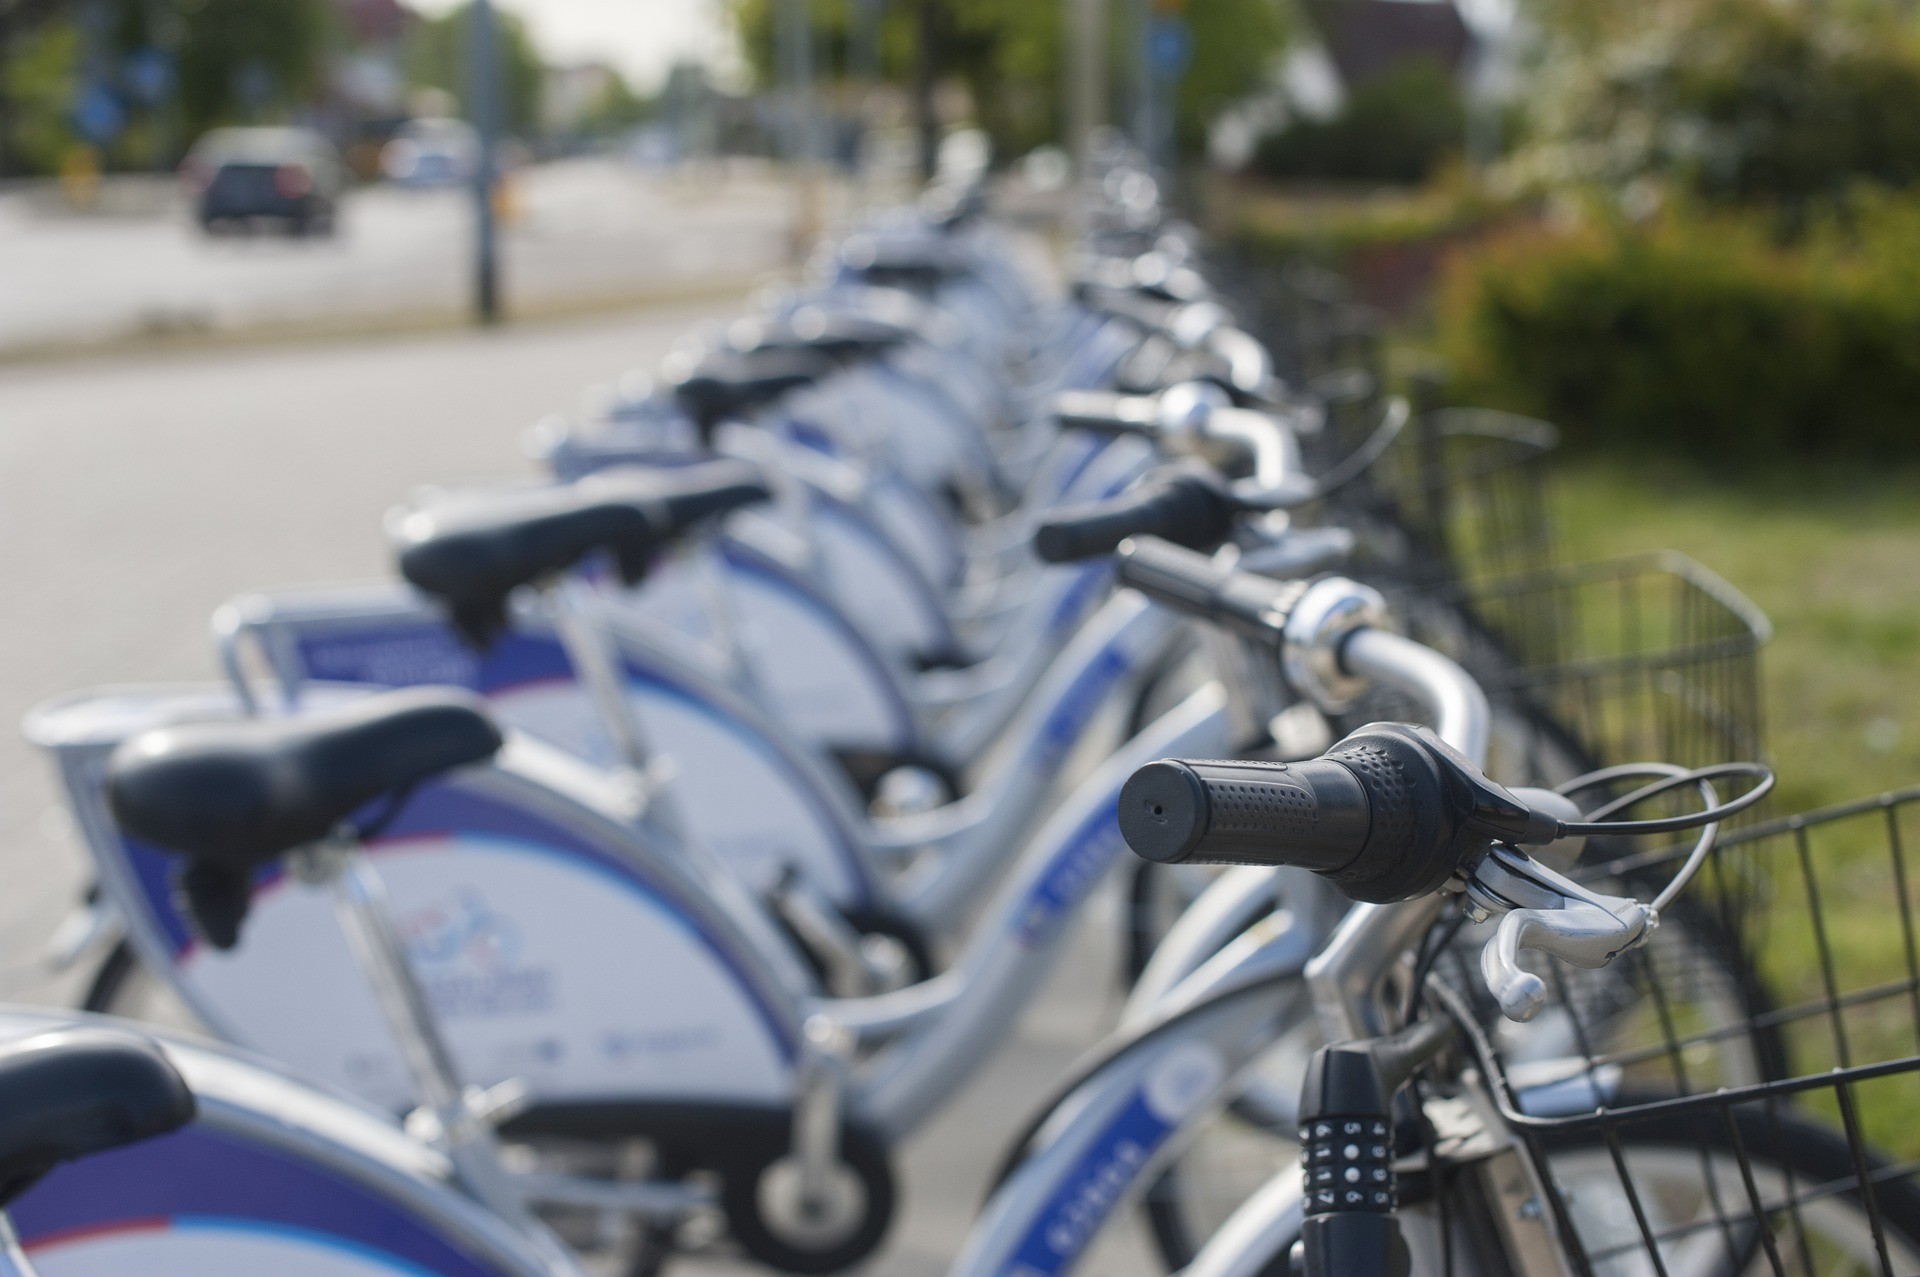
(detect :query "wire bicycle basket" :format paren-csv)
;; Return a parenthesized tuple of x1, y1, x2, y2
(1369, 551, 1772, 790)
(1454, 786, 1920, 1277)
(1335, 406, 1562, 590)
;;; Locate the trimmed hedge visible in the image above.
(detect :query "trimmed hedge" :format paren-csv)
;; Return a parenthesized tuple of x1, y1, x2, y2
(1436, 208, 1920, 457)
(1253, 59, 1465, 186)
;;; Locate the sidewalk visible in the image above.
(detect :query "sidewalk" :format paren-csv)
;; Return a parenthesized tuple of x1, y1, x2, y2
(0, 158, 804, 357)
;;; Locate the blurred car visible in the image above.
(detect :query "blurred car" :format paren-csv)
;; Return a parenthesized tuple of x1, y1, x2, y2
(180, 127, 344, 236)
(381, 117, 480, 187)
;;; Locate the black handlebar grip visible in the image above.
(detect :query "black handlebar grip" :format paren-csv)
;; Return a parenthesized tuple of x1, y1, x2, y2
(1112, 535, 1302, 643)
(1119, 758, 1370, 872)
(1032, 475, 1236, 564)
(1075, 282, 1181, 331)
(1049, 391, 1161, 436)
(1119, 725, 1466, 903)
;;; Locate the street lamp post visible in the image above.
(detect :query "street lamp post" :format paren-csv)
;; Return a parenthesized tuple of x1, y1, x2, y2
(469, 0, 501, 323)
(776, 0, 824, 258)
(1067, 0, 1108, 183)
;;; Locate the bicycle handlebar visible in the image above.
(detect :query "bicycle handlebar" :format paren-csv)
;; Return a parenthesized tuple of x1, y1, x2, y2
(1049, 390, 1162, 436)
(1033, 471, 1239, 563)
(1119, 724, 1542, 903)
(1111, 535, 1306, 642)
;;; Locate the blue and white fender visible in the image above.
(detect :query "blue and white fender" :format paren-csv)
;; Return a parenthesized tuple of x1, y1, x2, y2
(28, 687, 810, 1116)
(620, 536, 922, 759)
(223, 582, 885, 909)
(949, 911, 1323, 1277)
(0, 1007, 577, 1276)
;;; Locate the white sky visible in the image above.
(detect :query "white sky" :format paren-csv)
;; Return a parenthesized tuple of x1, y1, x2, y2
(407, 0, 744, 92)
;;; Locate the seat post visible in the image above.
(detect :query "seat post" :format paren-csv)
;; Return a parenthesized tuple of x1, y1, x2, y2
(295, 839, 548, 1225)
(300, 841, 468, 1119)
(686, 539, 769, 704)
(540, 577, 686, 835)
(0, 1214, 37, 1277)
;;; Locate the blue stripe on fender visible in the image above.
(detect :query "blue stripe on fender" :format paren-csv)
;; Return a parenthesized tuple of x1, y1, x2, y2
(1003, 1089, 1176, 1276)
(12, 1125, 512, 1276)
(1045, 564, 1113, 639)
(1012, 800, 1128, 951)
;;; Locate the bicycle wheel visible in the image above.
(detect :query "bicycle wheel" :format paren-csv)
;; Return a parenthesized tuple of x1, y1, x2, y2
(1175, 1098, 1920, 1277)
(1140, 896, 1780, 1272)
(1537, 1101, 1920, 1277)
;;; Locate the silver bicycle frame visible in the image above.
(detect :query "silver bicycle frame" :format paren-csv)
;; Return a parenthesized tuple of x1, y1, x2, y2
(944, 627, 1492, 1277)
(1180, 633, 1581, 1277)
(846, 679, 1237, 1139)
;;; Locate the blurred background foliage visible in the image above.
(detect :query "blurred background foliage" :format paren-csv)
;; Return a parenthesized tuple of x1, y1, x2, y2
(0, 0, 571, 176)
(168, 0, 336, 140)
(727, 0, 1287, 159)
(404, 2, 546, 134)
(1251, 56, 1462, 184)
(1230, 0, 1920, 460)
(1435, 192, 1920, 458)
(1506, 0, 1920, 216)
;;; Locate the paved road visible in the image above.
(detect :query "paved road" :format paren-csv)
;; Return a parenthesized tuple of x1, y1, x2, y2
(0, 159, 801, 353)
(0, 307, 1163, 1275)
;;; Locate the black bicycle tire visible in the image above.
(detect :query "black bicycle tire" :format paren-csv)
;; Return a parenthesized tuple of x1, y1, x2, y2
(1527, 1100, 1920, 1275)
(82, 937, 140, 1014)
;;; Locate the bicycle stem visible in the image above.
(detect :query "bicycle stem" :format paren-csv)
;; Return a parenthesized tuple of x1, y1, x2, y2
(1304, 629, 1489, 1046)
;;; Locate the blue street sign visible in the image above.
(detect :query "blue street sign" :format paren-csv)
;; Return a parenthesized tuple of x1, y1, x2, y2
(73, 82, 126, 144)
(1149, 17, 1193, 77)
(123, 48, 176, 106)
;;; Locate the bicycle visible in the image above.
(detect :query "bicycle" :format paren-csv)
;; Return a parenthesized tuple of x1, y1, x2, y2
(1113, 665, 1920, 1276)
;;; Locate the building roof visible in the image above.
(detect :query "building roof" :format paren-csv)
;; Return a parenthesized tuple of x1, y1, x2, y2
(334, 0, 413, 44)
(1310, 0, 1474, 87)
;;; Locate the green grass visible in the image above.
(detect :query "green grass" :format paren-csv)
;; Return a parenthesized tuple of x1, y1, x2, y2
(1548, 458, 1920, 1151)
(1552, 456, 1920, 814)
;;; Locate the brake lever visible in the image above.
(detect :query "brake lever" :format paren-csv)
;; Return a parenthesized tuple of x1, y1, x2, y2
(1464, 845, 1656, 1022)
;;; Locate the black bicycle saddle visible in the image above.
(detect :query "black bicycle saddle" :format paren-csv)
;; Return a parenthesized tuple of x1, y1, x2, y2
(107, 688, 502, 949)
(396, 459, 770, 644)
(108, 688, 501, 870)
(726, 309, 913, 363)
(0, 1026, 195, 1204)
(667, 347, 833, 437)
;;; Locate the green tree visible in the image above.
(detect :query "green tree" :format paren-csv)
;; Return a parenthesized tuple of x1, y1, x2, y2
(581, 73, 654, 135)
(406, 2, 546, 136)
(729, 0, 1286, 160)
(1506, 0, 1920, 217)
(0, 0, 71, 173)
(1175, 0, 1288, 153)
(0, 16, 76, 172)
(172, 0, 335, 138)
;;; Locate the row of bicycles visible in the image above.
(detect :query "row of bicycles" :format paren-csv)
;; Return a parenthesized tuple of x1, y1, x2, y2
(2, 154, 1917, 1277)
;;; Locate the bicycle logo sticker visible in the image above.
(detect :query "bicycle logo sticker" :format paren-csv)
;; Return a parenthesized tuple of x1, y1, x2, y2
(395, 888, 556, 1019)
